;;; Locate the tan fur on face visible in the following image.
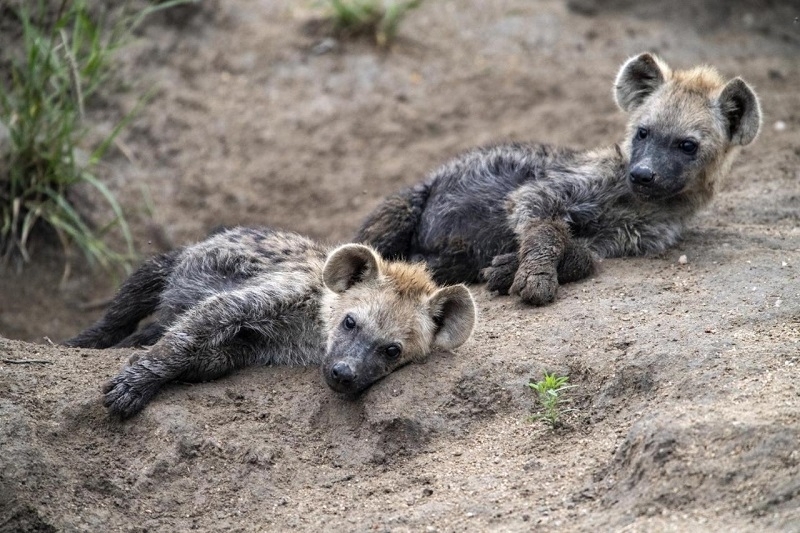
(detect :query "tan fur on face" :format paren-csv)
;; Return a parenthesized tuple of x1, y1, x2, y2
(671, 66, 725, 96)
(325, 254, 475, 371)
(621, 56, 751, 204)
(626, 60, 729, 140)
(379, 260, 438, 298)
(323, 257, 437, 364)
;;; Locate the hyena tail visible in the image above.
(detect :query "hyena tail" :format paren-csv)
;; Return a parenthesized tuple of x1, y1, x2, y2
(64, 250, 181, 349)
(354, 182, 430, 260)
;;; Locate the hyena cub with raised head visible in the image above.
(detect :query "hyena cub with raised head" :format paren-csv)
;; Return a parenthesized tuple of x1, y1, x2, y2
(355, 53, 761, 305)
(66, 227, 477, 418)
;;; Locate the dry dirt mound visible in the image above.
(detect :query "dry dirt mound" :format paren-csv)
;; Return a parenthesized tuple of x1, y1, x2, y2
(1, 0, 799, 531)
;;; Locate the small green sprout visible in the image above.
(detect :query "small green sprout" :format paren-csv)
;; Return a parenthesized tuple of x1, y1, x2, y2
(323, 0, 423, 47)
(528, 373, 574, 428)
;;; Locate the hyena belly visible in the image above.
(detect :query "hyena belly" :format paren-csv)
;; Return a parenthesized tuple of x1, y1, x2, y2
(412, 144, 558, 284)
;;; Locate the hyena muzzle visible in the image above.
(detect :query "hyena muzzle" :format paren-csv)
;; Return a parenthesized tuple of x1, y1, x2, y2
(355, 52, 761, 305)
(65, 227, 477, 418)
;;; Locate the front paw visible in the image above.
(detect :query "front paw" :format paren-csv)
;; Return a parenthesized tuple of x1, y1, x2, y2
(102, 364, 161, 419)
(481, 253, 519, 295)
(558, 243, 597, 284)
(510, 264, 559, 306)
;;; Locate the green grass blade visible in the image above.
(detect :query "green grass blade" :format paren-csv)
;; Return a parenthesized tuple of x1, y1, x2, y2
(79, 171, 135, 260)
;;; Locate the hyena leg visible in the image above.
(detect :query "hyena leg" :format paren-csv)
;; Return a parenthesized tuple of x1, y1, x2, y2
(482, 253, 519, 295)
(557, 238, 596, 284)
(510, 219, 570, 305)
(482, 236, 595, 294)
(354, 183, 429, 259)
(64, 251, 179, 348)
(102, 288, 285, 418)
(113, 321, 166, 348)
(102, 342, 189, 418)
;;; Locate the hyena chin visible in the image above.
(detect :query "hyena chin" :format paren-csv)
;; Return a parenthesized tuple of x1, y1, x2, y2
(355, 52, 761, 306)
(65, 227, 476, 419)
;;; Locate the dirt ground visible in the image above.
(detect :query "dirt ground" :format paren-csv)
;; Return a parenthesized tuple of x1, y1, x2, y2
(1, 0, 799, 531)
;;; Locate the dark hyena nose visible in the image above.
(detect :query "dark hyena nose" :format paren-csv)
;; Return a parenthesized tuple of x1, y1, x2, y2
(630, 165, 655, 185)
(330, 361, 355, 384)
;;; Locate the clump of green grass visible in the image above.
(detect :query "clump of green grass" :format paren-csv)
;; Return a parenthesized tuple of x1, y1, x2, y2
(324, 0, 423, 47)
(0, 0, 187, 275)
(528, 373, 574, 428)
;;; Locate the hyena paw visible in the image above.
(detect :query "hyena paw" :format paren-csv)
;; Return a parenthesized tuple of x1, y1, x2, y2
(101, 363, 161, 419)
(481, 253, 519, 295)
(558, 244, 597, 284)
(510, 264, 559, 306)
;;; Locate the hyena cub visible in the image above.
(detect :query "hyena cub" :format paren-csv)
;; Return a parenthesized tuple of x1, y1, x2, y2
(65, 227, 476, 418)
(355, 53, 762, 305)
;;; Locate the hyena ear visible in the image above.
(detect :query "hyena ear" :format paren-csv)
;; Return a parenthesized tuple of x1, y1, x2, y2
(323, 244, 381, 293)
(614, 53, 668, 112)
(718, 77, 762, 146)
(427, 285, 477, 351)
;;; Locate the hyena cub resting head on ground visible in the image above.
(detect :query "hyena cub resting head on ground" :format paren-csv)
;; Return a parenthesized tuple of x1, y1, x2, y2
(65, 227, 477, 418)
(356, 53, 762, 305)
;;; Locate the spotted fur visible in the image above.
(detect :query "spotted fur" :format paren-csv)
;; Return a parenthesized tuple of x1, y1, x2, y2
(355, 53, 761, 305)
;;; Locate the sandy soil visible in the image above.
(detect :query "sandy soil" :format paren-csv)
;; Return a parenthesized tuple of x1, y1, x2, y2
(1, 1, 799, 531)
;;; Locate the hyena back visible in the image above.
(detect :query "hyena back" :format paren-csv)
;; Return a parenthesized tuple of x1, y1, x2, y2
(66, 227, 477, 418)
(355, 53, 761, 305)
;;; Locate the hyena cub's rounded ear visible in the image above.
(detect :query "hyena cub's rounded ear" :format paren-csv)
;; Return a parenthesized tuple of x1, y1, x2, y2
(718, 77, 762, 146)
(427, 285, 477, 351)
(323, 244, 381, 293)
(614, 53, 669, 112)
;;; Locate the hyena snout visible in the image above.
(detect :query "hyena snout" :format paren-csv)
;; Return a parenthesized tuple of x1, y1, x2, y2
(629, 164, 655, 185)
(322, 350, 391, 395)
(627, 155, 688, 199)
(329, 361, 356, 386)
(322, 357, 375, 395)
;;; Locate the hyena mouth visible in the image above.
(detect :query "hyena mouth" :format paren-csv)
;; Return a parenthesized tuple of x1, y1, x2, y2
(629, 181, 680, 202)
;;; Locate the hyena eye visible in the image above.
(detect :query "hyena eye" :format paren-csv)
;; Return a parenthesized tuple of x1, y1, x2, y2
(679, 139, 698, 155)
(636, 127, 649, 140)
(384, 343, 402, 359)
(342, 314, 356, 330)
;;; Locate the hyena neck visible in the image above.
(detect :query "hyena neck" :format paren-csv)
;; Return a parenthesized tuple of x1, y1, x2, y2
(668, 150, 731, 218)
(681, 175, 715, 211)
(688, 145, 741, 208)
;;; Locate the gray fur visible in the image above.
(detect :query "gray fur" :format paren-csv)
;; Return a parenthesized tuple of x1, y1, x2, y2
(67, 227, 476, 418)
(355, 53, 761, 305)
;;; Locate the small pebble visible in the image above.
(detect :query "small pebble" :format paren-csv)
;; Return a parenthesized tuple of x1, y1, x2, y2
(311, 38, 338, 55)
(774, 120, 787, 132)
(678, 255, 688, 265)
